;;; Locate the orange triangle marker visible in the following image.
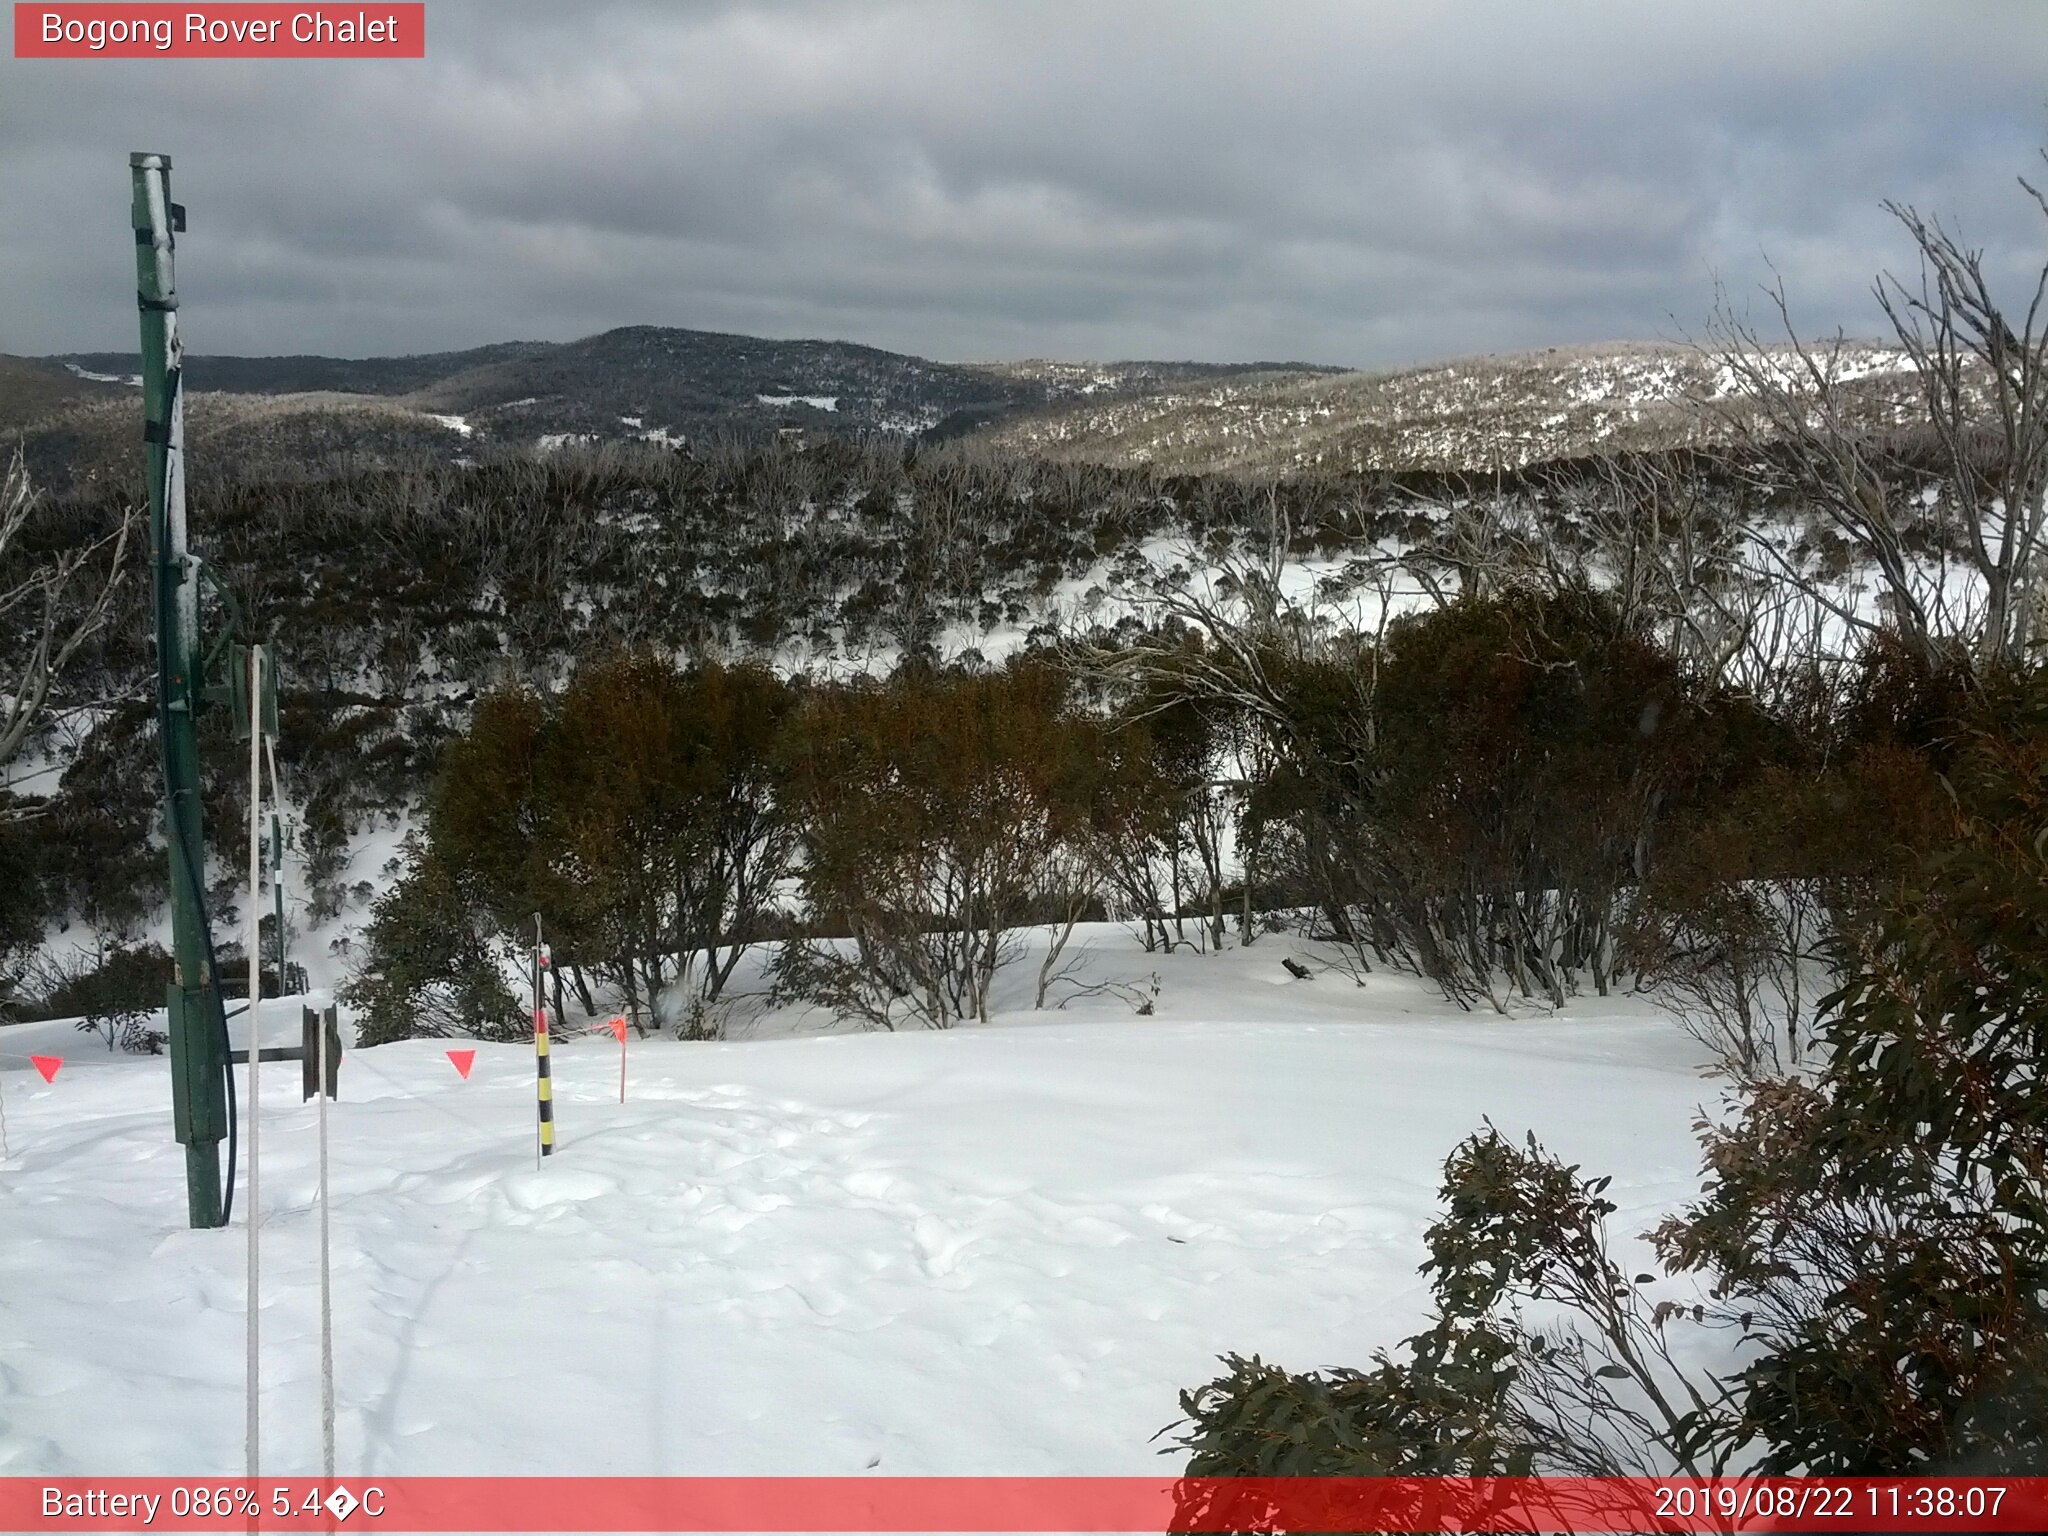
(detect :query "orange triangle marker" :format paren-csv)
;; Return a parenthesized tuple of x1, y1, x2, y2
(604, 1017, 627, 1043)
(31, 1056, 61, 1084)
(447, 1049, 476, 1080)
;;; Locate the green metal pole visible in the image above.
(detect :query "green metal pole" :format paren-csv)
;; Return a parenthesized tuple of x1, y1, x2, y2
(133, 151, 228, 1229)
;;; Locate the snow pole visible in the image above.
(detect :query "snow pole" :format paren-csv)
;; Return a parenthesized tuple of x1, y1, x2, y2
(534, 1009, 555, 1163)
(316, 995, 335, 1482)
(244, 644, 262, 1485)
(275, 735, 336, 1483)
(533, 916, 554, 1164)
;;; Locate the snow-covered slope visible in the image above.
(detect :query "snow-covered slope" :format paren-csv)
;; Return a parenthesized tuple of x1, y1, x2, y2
(969, 340, 1923, 474)
(0, 928, 1713, 1478)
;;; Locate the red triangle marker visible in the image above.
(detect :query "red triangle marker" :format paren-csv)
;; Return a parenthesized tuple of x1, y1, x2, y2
(603, 1017, 627, 1043)
(31, 1056, 61, 1084)
(446, 1049, 476, 1080)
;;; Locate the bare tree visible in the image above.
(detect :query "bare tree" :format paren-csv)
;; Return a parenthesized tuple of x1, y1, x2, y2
(1876, 184, 2048, 668)
(1703, 172, 2048, 673)
(1081, 494, 1380, 746)
(1702, 286, 1949, 667)
(1577, 455, 1752, 682)
(1402, 477, 1552, 610)
(1076, 503, 1406, 982)
(0, 450, 135, 781)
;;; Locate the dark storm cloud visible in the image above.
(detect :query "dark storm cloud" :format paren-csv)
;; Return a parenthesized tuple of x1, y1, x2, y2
(3, 0, 2046, 365)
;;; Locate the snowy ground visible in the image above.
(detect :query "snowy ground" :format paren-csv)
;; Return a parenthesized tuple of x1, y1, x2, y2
(0, 928, 1715, 1478)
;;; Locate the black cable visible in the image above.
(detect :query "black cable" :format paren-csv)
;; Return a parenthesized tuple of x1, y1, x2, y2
(147, 377, 238, 1227)
(152, 627, 237, 1223)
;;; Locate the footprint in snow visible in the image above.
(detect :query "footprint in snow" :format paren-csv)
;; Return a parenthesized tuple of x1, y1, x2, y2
(911, 1212, 975, 1277)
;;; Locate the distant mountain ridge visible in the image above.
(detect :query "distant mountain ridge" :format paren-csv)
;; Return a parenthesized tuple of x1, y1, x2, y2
(4, 325, 1341, 489)
(53, 339, 554, 398)
(3, 323, 1922, 490)
(39, 325, 1327, 446)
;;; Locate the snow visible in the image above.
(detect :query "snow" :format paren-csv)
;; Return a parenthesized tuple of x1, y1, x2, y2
(1, 733, 76, 801)
(0, 927, 1712, 1478)
(63, 362, 142, 388)
(756, 394, 840, 413)
(425, 413, 472, 437)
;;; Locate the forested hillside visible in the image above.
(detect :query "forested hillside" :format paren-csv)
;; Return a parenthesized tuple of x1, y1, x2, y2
(0, 408, 2001, 1040)
(6, 326, 1333, 494)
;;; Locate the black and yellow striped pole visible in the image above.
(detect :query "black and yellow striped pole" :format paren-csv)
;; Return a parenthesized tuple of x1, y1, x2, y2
(533, 914, 555, 1165)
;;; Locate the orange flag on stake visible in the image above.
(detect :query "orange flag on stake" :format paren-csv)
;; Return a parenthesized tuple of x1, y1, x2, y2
(607, 1017, 628, 1102)
(31, 1056, 61, 1084)
(447, 1049, 476, 1080)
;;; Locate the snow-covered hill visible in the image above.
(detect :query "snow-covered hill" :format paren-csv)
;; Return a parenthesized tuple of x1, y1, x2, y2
(968, 340, 1924, 474)
(0, 927, 1714, 1477)
(7, 325, 1934, 492)
(6, 328, 1325, 490)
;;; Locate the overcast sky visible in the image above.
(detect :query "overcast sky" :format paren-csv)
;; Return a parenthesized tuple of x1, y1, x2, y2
(3, 0, 2046, 367)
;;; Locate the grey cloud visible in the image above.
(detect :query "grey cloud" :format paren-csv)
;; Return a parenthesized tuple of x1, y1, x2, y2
(2, 0, 2045, 366)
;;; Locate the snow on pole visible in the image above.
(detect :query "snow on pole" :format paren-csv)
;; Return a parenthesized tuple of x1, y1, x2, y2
(533, 916, 555, 1163)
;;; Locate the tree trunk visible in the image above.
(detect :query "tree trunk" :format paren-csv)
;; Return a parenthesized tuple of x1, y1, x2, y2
(568, 964, 597, 1016)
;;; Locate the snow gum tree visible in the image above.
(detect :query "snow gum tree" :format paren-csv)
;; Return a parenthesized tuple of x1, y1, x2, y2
(1705, 170, 2048, 675)
(1651, 671, 2048, 1473)
(350, 653, 796, 1039)
(774, 663, 1110, 1029)
(345, 839, 522, 1046)
(1216, 586, 1738, 1009)
(1174, 665, 2048, 1479)
(0, 449, 134, 778)
(536, 653, 795, 1029)
(1621, 636, 1960, 1076)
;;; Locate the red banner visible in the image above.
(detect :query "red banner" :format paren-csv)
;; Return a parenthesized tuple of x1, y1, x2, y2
(5, 1476, 2047, 1532)
(13, 5, 425, 58)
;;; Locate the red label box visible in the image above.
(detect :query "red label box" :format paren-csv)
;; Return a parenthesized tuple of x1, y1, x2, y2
(14, 4, 425, 58)
(5, 1477, 2048, 1533)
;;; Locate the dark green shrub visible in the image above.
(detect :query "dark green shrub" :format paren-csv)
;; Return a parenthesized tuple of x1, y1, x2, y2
(33, 942, 174, 1023)
(341, 842, 522, 1045)
(1177, 666, 2048, 1482)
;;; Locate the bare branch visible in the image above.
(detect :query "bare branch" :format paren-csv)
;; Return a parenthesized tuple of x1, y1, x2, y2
(0, 451, 138, 779)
